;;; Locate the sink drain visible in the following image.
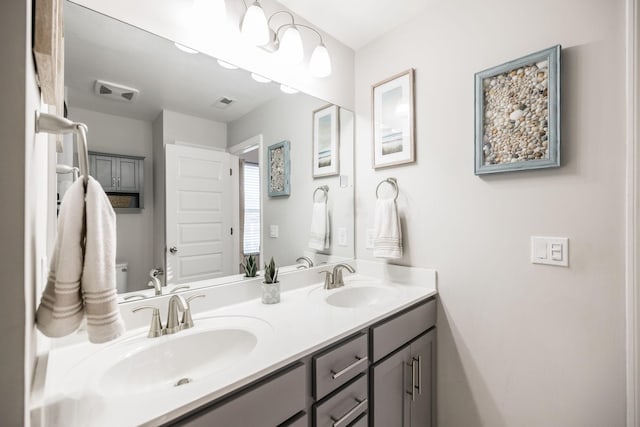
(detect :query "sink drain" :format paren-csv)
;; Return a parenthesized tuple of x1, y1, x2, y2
(174, 378, 192, 387)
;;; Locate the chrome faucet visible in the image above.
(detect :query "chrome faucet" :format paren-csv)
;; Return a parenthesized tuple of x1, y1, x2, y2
(148, 268, 164, 296)
(132, 293, 205, 338)
(165, 294, 188, 334)
(296, 256, 314, 269)
(332, 263, 355, 288)
(319, 263, 356, 289)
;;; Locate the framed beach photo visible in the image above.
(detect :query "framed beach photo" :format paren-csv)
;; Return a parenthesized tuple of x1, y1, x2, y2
(312, 104, 340, 178)
(372, 69, 415, 169)
(267, 140, 290, 197)
(474, 45, 561, 174)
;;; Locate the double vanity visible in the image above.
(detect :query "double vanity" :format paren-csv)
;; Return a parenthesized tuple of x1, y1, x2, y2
(35, 261, 437, 426)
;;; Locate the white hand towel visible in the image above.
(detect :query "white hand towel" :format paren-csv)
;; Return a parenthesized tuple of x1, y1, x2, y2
(36, 177, 125, 343)
(36, 178, 86, 338)
(309, 200, 330, 251)
(82, 177, 125, 343)
(373, 198, 403, 259)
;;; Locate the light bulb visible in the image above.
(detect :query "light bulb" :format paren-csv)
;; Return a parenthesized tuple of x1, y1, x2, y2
(241, 1, 269, 46)
(278, 26, 304, 65)
(310, 43, 332, 78)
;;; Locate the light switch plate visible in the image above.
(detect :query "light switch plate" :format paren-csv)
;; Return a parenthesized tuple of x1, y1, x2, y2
(338, 227, 347, 246)
(530, 236, 569, 267)
(269, 225, 278, 238)
(366, 229, 375, 249)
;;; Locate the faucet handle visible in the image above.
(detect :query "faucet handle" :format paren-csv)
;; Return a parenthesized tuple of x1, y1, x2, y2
(132, 305, 164, 338)
(182, 294, 206, 330)
(170, 285, 191, 293)
(124, 294, 147, 301)
(318, 270, 334, 289)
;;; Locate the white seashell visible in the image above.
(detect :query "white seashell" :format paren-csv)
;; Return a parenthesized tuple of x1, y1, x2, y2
(536, 60, 549, 69)
(510, 110, 524, 121)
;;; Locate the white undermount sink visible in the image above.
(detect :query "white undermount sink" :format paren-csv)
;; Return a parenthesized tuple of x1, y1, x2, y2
(62, 316, 273, 398)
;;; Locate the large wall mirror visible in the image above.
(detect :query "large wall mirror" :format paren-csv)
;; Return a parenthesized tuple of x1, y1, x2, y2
(59, 1, 355, 300)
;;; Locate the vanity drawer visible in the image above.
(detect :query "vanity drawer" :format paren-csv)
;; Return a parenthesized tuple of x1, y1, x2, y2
(370, 298, 436, 362)
(313, 332, 368, 400)
(279, 411, 308, 427)
(313, 374, 368, 427)
(172, 362, 306, 426)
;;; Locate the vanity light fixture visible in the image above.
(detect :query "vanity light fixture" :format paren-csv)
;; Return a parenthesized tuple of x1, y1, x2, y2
(174, 43, 199, 54)
(280, 84, 299, 94)
(217, 59, 239, 70)
(238, 5, 332, 77)
(251, 73, 272, 83)
(240, 1, 270, 46)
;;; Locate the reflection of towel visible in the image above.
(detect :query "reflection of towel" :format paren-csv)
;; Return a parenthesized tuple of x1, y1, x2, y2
(309, 201, 330, 251)
(36, 177, 125, 343)
(373, 198, 403, 259)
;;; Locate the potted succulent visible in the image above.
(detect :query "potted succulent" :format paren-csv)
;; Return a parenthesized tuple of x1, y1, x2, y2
(261, 257, 280, 304)
(242, 254, 258, 278)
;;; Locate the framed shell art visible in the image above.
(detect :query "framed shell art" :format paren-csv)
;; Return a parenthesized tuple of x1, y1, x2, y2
(372, 69, 415, 169)
(474, 45, 561, 174)
(267, 140, 290, 197)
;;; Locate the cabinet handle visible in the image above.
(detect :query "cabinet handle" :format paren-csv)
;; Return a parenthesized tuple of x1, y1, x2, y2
(117, 177, 121, 187)
(330, 398, 367, 427)
(406, 359, 417, 401)
(330, 355, 368, 380)
(415, 355, 422, 395)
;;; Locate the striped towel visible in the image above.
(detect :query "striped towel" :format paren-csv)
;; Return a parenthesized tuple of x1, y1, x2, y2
(373, 198, 403, 259)
(36, 176, 125, 343)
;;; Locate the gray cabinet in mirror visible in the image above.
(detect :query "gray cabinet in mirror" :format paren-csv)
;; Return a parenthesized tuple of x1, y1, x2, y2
(60, 1, 355, 298)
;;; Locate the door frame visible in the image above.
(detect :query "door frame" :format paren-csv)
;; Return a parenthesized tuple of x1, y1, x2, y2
(229, 134, 264, 266)
(627, 0, 639, 425)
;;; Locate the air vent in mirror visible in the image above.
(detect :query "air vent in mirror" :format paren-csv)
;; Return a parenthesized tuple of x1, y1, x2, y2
(93, 80, 139, 103)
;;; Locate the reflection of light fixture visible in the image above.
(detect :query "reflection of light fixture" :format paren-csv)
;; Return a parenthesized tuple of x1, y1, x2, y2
(241, 1, 269, 46)
(280, 84, 299, 94)
(174, 43, 199, 54)
(217, 59, 238, 70)
(239, 6, 332, 77)
(251, 73, 271, 83)
(395, 103, 410, 117)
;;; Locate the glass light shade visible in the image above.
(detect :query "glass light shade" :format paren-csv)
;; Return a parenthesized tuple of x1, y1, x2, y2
(241, 2, 270, 46)
(278, 26, 304, 65)
(310, 43, 332, 78)
(251, 73, 272, 83)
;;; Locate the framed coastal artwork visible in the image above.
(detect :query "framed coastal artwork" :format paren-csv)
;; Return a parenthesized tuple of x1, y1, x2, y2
(474, 45, 561, 174)
(372, 69, 415, 169)
(312, 104, 340, 178)
(267, 140, 290, 197)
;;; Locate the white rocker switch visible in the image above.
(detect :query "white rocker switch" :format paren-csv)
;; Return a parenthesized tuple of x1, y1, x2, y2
(531, 236, 569, 267)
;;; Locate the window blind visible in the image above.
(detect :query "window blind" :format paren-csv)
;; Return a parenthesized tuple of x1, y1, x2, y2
(243, 162, 260, 255)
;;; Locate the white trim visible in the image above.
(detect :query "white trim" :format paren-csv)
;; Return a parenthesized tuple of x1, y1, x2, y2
(627, 0, 639, 425)
(230, 135, 264, 264)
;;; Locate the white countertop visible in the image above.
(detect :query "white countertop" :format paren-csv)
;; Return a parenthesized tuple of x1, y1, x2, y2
(37, 261, 437, 426)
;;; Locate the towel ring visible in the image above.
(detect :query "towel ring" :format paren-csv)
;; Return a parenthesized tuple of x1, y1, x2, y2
(376, 178, 399, 201)
(313, 185, 329, 202)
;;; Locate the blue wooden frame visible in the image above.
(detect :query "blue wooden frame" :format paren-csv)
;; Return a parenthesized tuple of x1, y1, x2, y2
(267, 140, 290, 197)
(474, 45, 561, 175)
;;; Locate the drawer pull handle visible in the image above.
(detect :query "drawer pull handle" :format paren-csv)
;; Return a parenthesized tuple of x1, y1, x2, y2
(331, 356, 368, 380)
(406, 359, 417, 401)
(330, 398, 367, 427)
(415, 355, 422, 395)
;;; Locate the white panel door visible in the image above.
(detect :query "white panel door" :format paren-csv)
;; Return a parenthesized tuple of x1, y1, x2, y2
(165, 144, 236, 284)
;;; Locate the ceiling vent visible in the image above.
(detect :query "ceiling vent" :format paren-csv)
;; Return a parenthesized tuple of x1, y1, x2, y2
(93, 80, 139, 103)
(213, 96, 235, 109)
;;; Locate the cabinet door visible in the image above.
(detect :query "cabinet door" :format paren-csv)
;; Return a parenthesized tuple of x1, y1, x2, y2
(116, 157, 140, 192)
(409, 329, 435, 427)
(90, 155, 117, 191)
(370, 345, 411, 427)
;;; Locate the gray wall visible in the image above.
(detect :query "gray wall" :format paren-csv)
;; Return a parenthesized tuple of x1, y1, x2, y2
(68, 107, 155, 292)
(227, 94, 355, 267)
(0, 0, 49, 424)
(354, 0, 626, 425)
